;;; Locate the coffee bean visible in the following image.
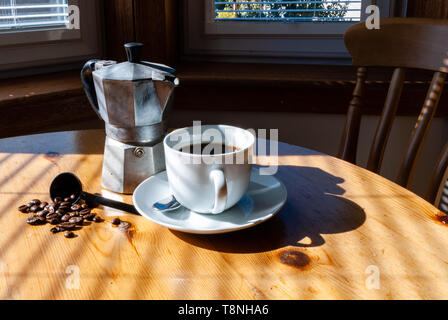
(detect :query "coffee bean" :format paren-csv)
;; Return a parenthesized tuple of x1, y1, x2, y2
(58, 205, 71, 212)
(47, 205, 56, 214)
(27, 216, 46, 226)
(70, 194, 76, 200)
(26, 216, 38, 225)
(81, 204, 88, 209)
(46, 212, 58, 220)
(111, 218, 121, 226)
(64, 231, 75, 239)
(36, 210, 47, 218)
(71, 204, 81, 211)
(93, 216, 103, 223)
(61, 214, 71, 222)
(69, 217, 84, 226)
(39, 202, 48, 209)
(69, 211, 79, 217)
(18, 205, 29, 213)
(58, 205, 70, 211)
(50, 227, 63, 234)
(50, 218, 60, 225)
(79, 209, 91, 216)
(64, 197, 72, 203)
(29, 199, 41, 206)
(58, 222, 76, 231)
(55, 209, 67, 215)
(61, 201, 71, 207)
(84, 213, 96, 221)
(29, 205, 39, 213)
(53, 197, 62, 204)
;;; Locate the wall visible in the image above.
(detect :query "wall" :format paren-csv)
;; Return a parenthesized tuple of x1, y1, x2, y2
(170, 110, 448, 198)
(407, 0, 448, 18)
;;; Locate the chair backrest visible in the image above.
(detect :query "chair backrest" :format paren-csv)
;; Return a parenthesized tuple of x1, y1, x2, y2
(338, 18, 448, 207)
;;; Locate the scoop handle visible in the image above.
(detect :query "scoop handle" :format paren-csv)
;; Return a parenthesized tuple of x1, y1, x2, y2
(81, 192, 139, 215)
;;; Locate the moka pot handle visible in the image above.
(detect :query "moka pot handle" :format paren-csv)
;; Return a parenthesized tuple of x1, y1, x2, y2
(81, 59, 101, 119)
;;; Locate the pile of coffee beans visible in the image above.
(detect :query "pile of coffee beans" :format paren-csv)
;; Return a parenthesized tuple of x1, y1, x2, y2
(18, 195, 104, 239)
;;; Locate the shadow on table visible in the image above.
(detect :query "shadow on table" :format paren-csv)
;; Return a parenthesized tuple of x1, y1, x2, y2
(172, 165, 366, 254)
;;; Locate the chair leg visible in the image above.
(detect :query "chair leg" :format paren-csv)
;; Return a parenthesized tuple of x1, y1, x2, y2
(426, 142, 448, 209)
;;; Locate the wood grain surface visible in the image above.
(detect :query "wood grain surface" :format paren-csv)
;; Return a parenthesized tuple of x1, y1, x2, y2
(0, 130, 447, 300)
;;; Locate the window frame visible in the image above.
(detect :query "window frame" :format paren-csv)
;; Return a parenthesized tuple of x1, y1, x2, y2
(0, 0, 102, 73)
(183, 0, 397, 64)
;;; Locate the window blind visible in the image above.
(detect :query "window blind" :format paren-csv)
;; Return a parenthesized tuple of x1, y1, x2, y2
(215, 0, 362, 21)
(0, 0, 69, 30)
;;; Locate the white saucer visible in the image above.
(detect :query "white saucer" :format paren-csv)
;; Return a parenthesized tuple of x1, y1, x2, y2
(133, 168, 287, 234)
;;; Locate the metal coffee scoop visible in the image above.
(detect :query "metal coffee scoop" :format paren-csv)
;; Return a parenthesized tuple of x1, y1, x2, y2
(50, 173, 139, 215)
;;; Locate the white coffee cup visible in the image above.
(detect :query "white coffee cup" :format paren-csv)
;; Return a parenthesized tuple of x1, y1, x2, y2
(164, 125, 255, 214)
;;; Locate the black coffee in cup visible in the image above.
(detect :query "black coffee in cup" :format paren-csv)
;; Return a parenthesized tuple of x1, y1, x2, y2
(179, 143, 240, 155)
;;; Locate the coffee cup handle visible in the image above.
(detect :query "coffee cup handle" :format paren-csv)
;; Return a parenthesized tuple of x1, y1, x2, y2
(210, 170, 227, 214)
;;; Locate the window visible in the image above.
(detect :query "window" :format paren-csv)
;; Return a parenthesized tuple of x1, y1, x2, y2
(214, 0, 362, 22)
(183, 0, 398, 64)
(0, 0, 69, 30)
(0, 0, 101, 74)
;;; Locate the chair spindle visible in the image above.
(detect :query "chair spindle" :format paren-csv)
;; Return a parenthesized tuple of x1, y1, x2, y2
(397, 72, 446, 187)
(367, 68, 406, 173)
(338, 67, 367, 163)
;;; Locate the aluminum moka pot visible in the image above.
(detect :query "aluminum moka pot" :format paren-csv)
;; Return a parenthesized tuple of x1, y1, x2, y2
(81, 43, 179, 194)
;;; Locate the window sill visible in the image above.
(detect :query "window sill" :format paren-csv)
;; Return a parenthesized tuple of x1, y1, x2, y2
(0, 64, 445, 138)
(176, 62, 444, 116)
(0, 70, 103, 139)
(0, 70, 83, 102)
(177, 62, 359, 84)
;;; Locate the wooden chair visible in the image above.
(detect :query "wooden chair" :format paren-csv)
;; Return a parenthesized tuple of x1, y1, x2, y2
(338, 18, 448, 209)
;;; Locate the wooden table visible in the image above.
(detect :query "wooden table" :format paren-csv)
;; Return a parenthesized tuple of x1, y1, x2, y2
(0, 129, 447, 300)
